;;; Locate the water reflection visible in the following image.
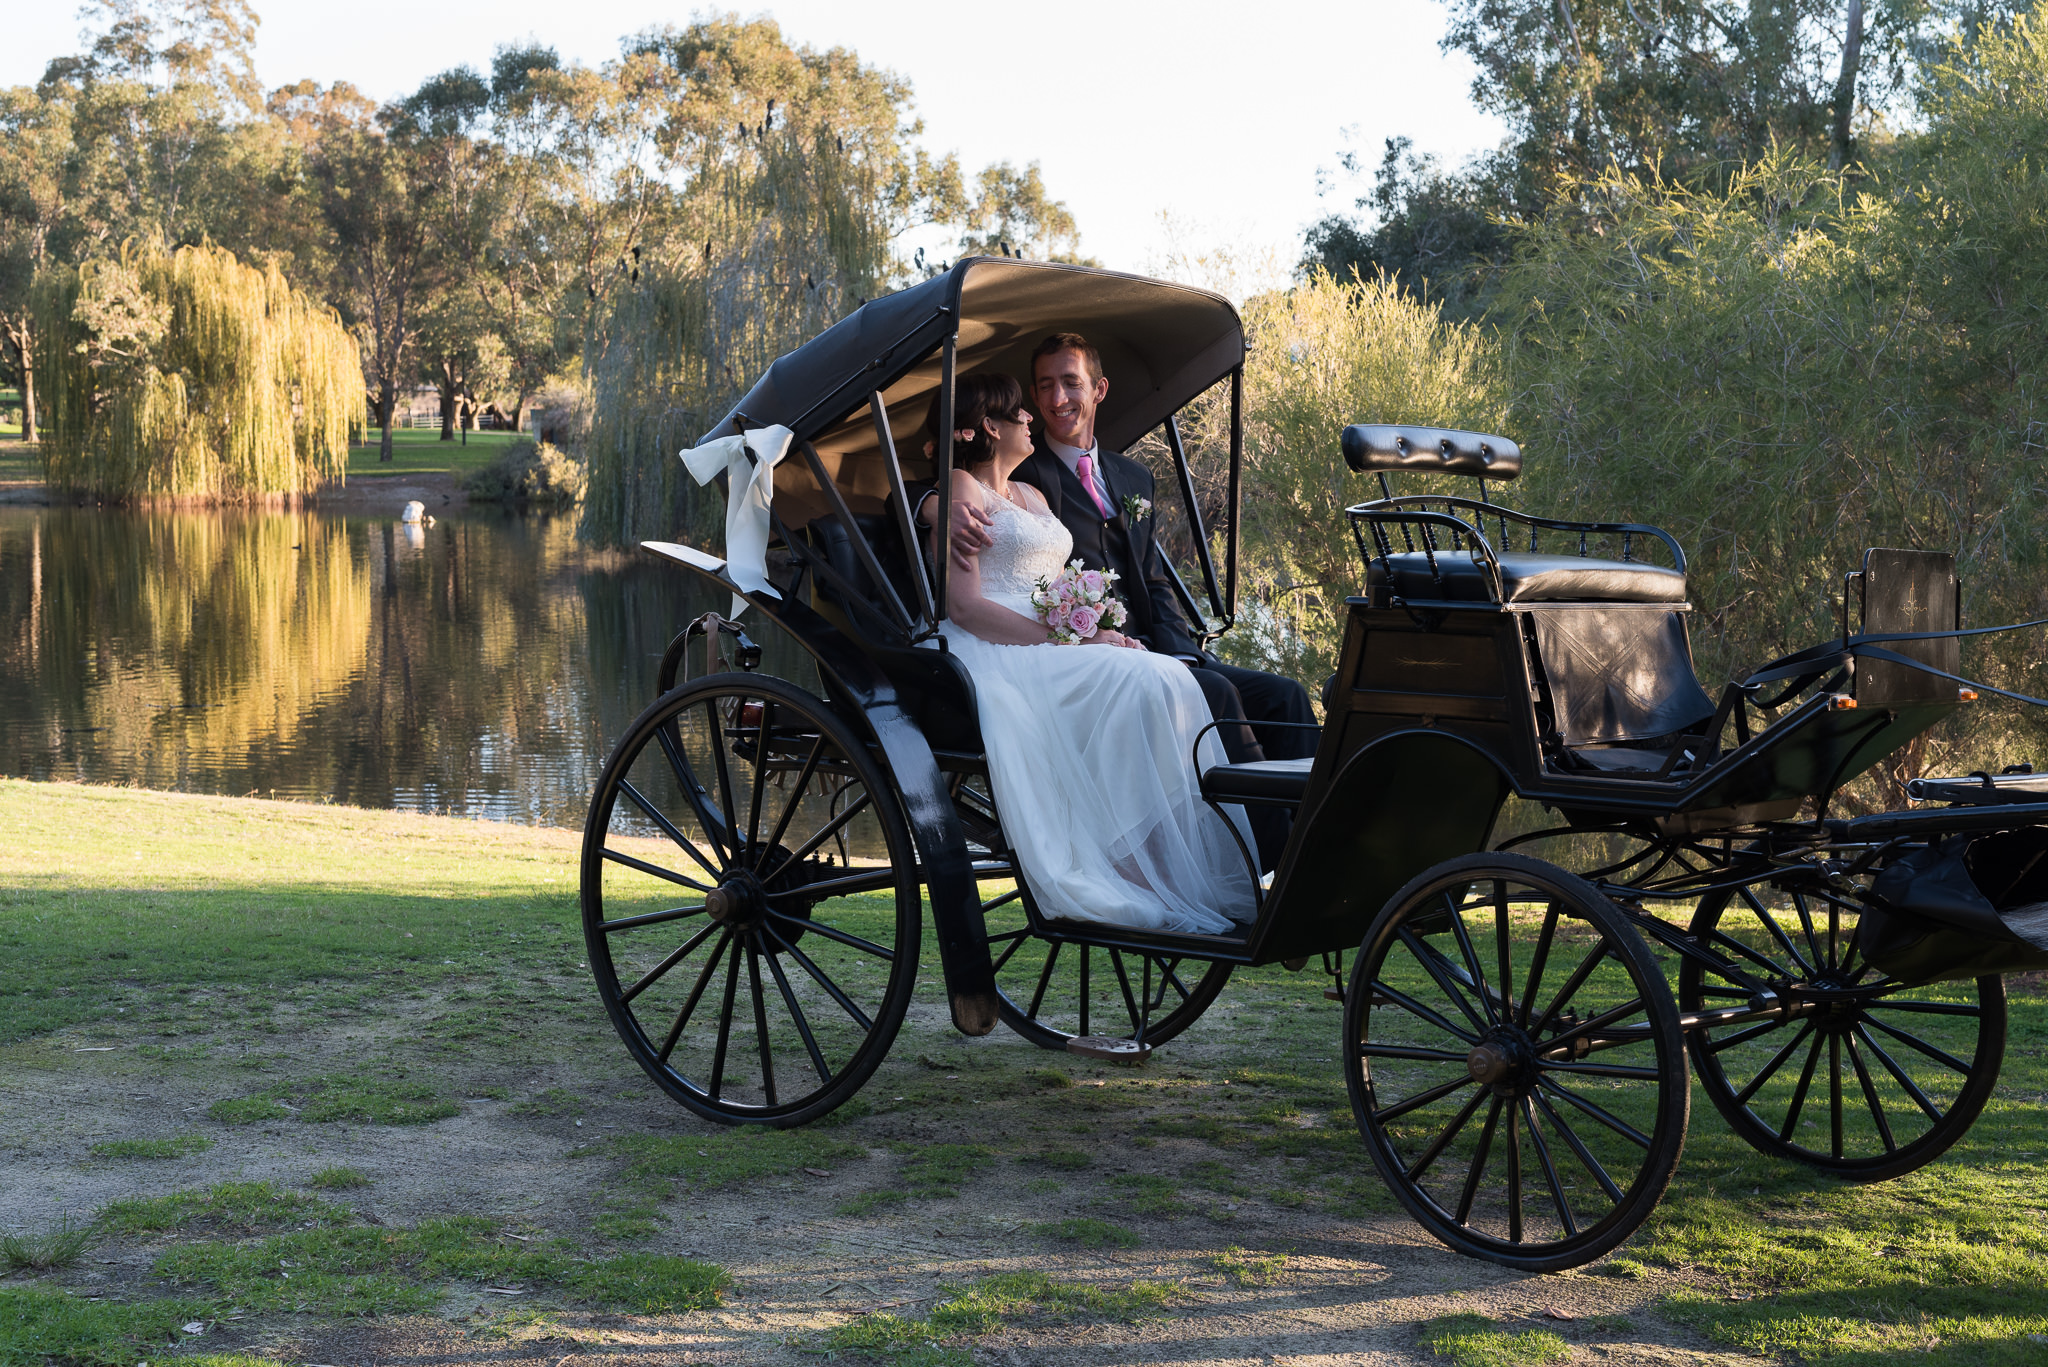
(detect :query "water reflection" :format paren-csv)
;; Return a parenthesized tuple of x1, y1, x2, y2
(0, 506, 815, 828)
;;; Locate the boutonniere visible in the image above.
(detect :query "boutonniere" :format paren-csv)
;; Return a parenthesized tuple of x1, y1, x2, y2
(1120, 494, 1152, 522)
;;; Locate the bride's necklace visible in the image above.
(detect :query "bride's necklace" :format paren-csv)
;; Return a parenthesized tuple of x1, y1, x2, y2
(969, 467, 1014, 503)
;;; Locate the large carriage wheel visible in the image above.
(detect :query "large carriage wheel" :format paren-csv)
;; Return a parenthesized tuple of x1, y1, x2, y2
(581, 675, 920, 1126)
(1680, 883, 2005, 1181)
(984, 898, 1233, 1057)
(1345, 853, 1689, 1271)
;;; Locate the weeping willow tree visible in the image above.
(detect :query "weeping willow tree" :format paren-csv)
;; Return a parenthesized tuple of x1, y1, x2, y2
(33, 240, 364, 500)
(577, 18, 938, 547)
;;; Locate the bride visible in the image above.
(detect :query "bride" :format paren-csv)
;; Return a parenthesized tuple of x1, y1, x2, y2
(928, 372, 1255, 935)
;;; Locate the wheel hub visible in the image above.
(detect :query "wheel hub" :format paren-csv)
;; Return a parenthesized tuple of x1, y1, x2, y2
(1467, 1029, 1536, 1096)
(705, 871, 767, 929)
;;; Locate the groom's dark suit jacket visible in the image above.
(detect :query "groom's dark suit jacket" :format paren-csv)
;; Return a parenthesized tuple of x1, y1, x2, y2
(1008, 442, 1200, 659)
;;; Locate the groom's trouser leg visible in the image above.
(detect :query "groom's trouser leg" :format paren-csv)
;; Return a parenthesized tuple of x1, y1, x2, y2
(1188, 666, 1289, 875)
(1200, 657, 1319, 760)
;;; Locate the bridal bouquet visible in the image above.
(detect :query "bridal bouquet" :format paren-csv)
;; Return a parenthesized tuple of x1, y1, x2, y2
(1031, 560, 1129, 644)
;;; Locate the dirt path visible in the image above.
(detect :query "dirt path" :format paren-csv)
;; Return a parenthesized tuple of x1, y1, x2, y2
(1, 975, 1757, 1367)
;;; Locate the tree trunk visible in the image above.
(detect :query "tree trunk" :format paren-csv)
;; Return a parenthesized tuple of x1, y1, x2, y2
(377, 386, 396, 462)
(20, 361, 34, 444)
(1830, 0, 1866, 171)
(437, 360, 457, 442)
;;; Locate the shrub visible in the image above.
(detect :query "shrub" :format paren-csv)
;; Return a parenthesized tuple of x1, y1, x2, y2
(463, 439, 587, 509)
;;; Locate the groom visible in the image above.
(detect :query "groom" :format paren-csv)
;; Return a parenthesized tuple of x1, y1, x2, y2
(920, 332, 1316, 865)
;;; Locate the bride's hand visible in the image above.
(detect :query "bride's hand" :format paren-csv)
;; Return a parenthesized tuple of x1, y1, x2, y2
(1084, 630, 1142, 649)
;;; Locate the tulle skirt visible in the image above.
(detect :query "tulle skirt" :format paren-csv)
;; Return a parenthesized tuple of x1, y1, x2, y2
(937, 625, 1256, 934)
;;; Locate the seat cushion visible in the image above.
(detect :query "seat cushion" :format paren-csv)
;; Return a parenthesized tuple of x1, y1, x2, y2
(1201, 757, 1314, 803)
(1368, 551, 1686, 604)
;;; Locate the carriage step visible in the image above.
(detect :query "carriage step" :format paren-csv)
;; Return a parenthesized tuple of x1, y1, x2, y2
(1065, 1035, 1154, 1064)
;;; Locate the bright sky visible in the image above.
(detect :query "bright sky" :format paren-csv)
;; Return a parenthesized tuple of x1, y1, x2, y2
(5, 1, 1505, 282)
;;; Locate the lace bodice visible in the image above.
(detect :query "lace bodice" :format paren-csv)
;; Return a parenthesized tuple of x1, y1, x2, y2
(974, 483, 1074, 616)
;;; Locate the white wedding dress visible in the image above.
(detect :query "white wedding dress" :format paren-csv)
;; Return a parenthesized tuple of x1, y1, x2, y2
(937, 482, 1256, 934)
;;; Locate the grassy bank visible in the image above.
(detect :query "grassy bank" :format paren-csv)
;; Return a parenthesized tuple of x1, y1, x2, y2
(1, 778, 2044, 1365)
(344, 429, 520, 481)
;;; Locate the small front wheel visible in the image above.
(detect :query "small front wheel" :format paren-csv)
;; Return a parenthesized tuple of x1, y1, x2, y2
(1345, 853, 1689, 1272)
(581, 675, 921, 1126)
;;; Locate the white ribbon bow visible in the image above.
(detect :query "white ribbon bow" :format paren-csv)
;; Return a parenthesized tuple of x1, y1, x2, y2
(679, 424, 795, 616)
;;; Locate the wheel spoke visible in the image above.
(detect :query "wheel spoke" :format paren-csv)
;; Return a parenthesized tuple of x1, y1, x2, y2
(1742, 889, 1814, 976)
(1108, 949, 1144, 1038)
(1531, 1089, 1625, 1202)
(1537, 1076, 1651, 1149)
(1395, 928, 1490, 1035)
(747, 938, 778, 1108)
(1734, 1021, 1816, 1106)
(760, 921, 875, 1032)
(708, 937, 743, 1101)
(1454, 1095, 1505, 1224)
(1863, 1015, 1975, 1075)
(1789, 890, 1823, 973)
(1536, 1060, 1661, 1080)
(1517, 904, 1560, 1030)
(758, 732, 829, 857)
(765, 908, 895, 959)
(653, 720, 731, 861)
(1370, 977, 1481, 1046)
(1707, 1020, 1785, 1054)
(1505, 1100, 1525, 1243)
(702, 699, 741, 857)
(1373, 1073, 1474, 1124)
(763, 791, 875, 883)
(1866, 998, 1982, 1017)
(1443, 892, 1499, 1027)
(1361, 1043, 1473, 1063)
(1535, 996, 1645, 1057)
(1028, 940, 1062, 1019)
(765, 868, 896, 901)
(763, 942, 833, 1086)
(621, 919, 721, 1004)
(991, 931, 1032, 974)
(1078, 945, 1091, 1037)
(657, 930, 732, 1063)
(601, 845, 714, 893)
(616, 779, 723, 883)
(1494, 880, 1517, 1025)
(1774, 1032, 1826, 1142)
(1829, 1033, 1845, 1159)
(1854, 1022, 1944, 1122)
(744, 698, 774, 855)
(601, 904, 708, 934)
(1527, 942, 1611, 1041)
(1845, 1030, 1894, 1154)
(1401, 1084, 1488, 1182)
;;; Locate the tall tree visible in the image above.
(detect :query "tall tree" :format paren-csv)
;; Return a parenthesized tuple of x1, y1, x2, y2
(312, 126, 431, 462)
(0, 87, 73, 441)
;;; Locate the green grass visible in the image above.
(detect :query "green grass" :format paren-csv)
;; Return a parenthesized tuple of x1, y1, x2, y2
(1028, 1217, 1140, 1248)
(344, 428, 519, 479)
(0, 441, 37, 482)
(0, 1287, 209, 1367)
(205, 1073, 457, 1126)
(150, 1211, 724, 1317)
(900, 1143, 994, 1198)
(98, 1181, 352, 1236)
(609, 1129, 862, 1191)
(2, 1220, 94, 1271)
(1415, 1313, 1571, 1366)
(1016, 1146, 1092, 1170)
(0, 780, 581, 1043)
(513, 1086, 588, 1116)
(1212, 1246, 1287, 1286)
(89, 1134, 213, 1159)
(820, 1272, 1172, 1364)
(308, 1166, 371, 1189)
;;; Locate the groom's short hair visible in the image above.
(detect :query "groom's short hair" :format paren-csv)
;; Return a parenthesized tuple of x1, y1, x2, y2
(1031, 332, 1102, 383)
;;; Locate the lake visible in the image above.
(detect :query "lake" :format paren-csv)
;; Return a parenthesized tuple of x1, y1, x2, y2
(0, 504, 813, 829)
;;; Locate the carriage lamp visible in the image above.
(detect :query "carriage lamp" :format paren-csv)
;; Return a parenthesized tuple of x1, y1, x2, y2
(1959, 688, 1980, 701)
(1827, 693, 1859, 710)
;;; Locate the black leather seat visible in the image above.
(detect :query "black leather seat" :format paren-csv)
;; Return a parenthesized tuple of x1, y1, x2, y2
(1369, 551, 1686, 604)
(1201, 757, 1314, 804)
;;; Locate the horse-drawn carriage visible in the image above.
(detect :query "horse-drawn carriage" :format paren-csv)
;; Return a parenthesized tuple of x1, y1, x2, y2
(579, 258, 2048, 1270)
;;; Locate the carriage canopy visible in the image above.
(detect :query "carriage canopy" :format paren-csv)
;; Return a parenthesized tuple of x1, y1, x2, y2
(703, 257, 1244, 528)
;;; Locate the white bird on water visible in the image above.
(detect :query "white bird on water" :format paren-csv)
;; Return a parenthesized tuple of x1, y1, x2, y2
(400, 501, 434, 526)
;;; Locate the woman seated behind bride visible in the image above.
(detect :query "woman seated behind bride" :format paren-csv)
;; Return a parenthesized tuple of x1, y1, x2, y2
(928, 371, 1254, 935)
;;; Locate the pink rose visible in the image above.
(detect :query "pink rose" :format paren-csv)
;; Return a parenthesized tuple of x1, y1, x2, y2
(1069, 604, 1100, 638)
(1078, 569, 1106, 597)
(1046, 602, 1070, 628)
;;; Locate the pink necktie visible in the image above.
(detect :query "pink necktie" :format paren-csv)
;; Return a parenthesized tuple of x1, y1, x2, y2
(1075, 454, 1112, 518)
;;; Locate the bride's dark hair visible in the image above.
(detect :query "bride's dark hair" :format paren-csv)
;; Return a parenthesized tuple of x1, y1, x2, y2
(923, 371, 1025, 467)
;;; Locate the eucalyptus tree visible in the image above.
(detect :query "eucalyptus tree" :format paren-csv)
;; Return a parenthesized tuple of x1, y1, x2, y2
(0, 87, 73, 441)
